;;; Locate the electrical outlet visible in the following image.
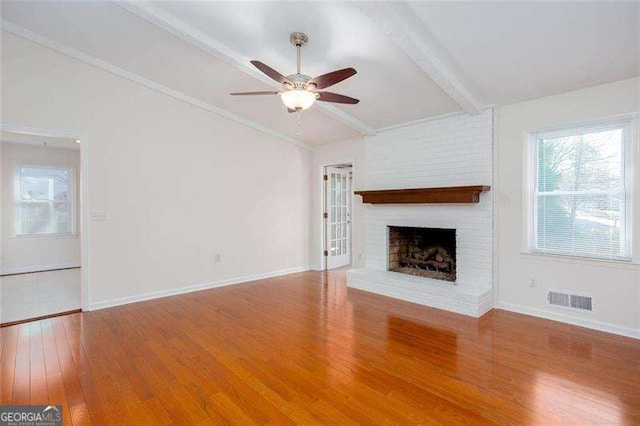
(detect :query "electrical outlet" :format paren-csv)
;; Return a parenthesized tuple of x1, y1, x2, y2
(527, 277, 537, 288)
(214, 254, 221, 263)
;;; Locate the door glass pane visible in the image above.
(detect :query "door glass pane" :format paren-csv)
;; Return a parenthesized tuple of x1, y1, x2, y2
(325, 168, 353, 267)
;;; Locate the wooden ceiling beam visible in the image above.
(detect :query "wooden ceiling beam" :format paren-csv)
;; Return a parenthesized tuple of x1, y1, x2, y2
(356, 2, 486, 115)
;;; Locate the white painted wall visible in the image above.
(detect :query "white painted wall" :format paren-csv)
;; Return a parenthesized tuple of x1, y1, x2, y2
(496, 77, 640, 338)
(1, 32, 311, 308)
(362, 112, 494, 289)
(1, 142, 81, 273)
(310, 138, 365, 270)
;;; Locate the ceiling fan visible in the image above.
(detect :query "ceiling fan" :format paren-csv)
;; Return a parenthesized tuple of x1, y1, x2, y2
(230, 32, 359, 113)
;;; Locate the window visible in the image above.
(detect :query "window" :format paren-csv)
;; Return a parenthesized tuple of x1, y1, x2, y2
(15, 165, 75, 236)
(529, 118, 632, 260)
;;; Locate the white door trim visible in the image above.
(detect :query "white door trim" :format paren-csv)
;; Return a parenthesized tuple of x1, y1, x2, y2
(1, 123, 90, 311)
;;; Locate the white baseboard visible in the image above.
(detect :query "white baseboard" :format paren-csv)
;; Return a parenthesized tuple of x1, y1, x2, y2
(496, 301, 640, 340)
(1, 262, 81, 275)
(88, 265, 312, 311)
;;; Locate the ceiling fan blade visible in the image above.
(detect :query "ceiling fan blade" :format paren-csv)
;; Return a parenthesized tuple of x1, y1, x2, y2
(309, 68, 357, 90)
(229, 91, 280, 96)
(317, 91, 360, 105)
(250, 60, 290, 85)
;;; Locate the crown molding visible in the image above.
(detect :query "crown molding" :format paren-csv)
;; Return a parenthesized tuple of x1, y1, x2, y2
(356, 2, 486, 115)
(1, 20, 313, 150)
(113, 1, 377, 137)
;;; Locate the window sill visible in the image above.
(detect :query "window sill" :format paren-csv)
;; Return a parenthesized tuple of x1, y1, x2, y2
(520, 251, 639, 270)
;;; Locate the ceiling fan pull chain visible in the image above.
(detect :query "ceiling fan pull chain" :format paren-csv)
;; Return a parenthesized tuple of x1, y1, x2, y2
(295, 110, 302, 136)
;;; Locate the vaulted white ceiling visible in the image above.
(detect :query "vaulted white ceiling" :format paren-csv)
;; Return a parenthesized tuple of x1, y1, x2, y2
(408, 2, 640, 105)
(2, 1, 638, 147)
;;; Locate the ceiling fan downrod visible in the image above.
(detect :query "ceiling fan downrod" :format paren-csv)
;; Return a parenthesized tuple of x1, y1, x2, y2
(289, 32, 308, 75)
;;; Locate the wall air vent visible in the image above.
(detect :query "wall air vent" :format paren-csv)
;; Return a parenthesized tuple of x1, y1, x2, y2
(570, 294, 593, 311)
(547, 290, 593, 312)
(548, 291, 570, 307)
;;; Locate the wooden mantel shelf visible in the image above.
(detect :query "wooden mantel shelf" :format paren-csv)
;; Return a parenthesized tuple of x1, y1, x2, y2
(354, 186, 491, 204)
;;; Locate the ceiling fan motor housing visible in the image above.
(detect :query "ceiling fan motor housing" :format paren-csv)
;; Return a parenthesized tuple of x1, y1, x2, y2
(284, 73, 315, 91)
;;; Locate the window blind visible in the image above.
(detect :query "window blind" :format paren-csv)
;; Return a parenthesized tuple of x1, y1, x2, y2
(532, 119, 631, 261)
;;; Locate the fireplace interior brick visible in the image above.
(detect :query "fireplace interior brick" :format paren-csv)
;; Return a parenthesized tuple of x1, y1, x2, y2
(388, 226, 456, 282)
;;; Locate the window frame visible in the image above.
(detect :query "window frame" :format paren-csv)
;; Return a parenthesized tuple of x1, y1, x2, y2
(524, 116, 635, 262)
(13, 162, 77, 238)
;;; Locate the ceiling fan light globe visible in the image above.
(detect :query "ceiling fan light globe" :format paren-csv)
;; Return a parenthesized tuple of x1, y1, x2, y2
(280, 89, 317, 111)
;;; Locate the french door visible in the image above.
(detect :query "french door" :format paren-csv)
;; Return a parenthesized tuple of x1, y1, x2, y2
(325, 166, 352, 269)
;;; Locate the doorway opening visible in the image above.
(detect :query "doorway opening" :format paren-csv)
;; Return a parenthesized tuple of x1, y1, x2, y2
(323, 163, 353, 270)
(1, 126, 87, 326)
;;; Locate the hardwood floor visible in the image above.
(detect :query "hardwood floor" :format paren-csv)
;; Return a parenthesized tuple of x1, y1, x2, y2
(1, 270, 639, 424)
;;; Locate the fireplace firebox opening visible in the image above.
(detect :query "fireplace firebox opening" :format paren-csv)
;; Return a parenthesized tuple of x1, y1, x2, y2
(388, 226, 456, 282)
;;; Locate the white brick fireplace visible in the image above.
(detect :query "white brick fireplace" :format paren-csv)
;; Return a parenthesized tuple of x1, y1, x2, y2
(347, 111, 494, 317)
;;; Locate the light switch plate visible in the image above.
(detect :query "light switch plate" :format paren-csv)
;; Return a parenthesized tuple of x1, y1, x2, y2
(90, 211, 108, 221)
